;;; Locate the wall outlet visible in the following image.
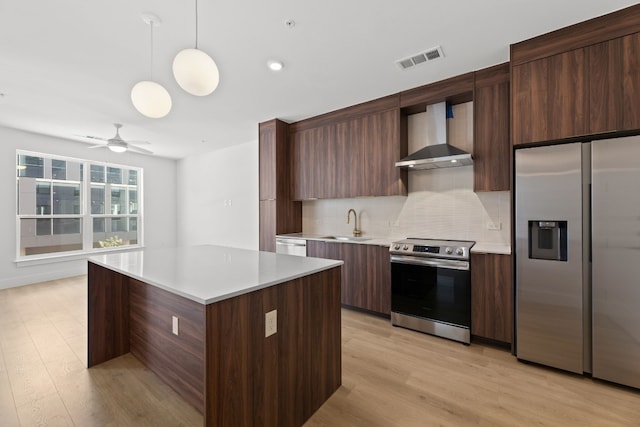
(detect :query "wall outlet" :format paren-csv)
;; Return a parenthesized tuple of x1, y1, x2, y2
(486, 221, 502, 231)
(172, 316, 179, 335)
(265, 310, 277, 337)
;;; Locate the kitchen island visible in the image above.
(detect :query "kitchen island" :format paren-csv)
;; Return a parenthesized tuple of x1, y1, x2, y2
(88, 245, 343, 427)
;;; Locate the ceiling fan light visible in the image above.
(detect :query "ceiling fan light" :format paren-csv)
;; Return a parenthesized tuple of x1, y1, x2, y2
(131, 80, 172, 118)
(172, 48, 220, 96)
(108, 142, 127, 153)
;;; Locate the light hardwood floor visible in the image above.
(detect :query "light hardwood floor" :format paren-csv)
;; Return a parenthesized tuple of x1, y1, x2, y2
(1, 276, 639, 426)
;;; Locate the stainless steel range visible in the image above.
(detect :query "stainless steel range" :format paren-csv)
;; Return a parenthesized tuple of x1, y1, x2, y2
(390, 238, 475, 344)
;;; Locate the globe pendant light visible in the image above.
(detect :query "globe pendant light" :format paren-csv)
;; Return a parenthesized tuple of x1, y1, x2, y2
(173, 0, 219, 96)
(131, 14, 172, 118)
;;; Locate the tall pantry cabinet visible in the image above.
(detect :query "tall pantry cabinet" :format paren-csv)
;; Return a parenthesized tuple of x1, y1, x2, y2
(258, 119, 301, 252)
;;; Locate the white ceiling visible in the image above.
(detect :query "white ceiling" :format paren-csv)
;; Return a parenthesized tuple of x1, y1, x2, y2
(0, 1, 636, 159)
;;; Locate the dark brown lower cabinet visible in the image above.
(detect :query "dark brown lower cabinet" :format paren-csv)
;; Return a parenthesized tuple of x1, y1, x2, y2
(307, 240, 390, 316)
(471, 253, 513, 344)
(364, 244, 391, 315)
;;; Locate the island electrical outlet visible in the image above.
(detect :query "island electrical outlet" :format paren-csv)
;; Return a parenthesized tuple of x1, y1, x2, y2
(265, 310, 277, 337)
(172, 316, 179, 336)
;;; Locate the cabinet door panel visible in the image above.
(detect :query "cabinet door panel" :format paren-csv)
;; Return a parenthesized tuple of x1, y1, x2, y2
(548, 49, 588, 141)
(474, 64, 510, 191)
(291, 129, 317, 200)
(259, 200, 276, 252)
(340, 243, 363, 307)
(290, 130, 306, 201)
(339, 119, 364, 198)
(259, 126, 276, 200)
(512, 58, 549, 145)
(291, 126, 333, 200)
(471, 253, 513, 343)
(307, 240, 341, 260)
(313, 125, 332, 200)
(368, 245, 391, 315)
(588, 39, 624, 134)
(622, 32, 640, 130)
(363, 110, 404, 197)
(512, 49, 587, 145)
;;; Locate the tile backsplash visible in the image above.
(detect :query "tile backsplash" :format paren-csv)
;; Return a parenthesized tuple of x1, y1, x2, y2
(302, 166, 510, 245)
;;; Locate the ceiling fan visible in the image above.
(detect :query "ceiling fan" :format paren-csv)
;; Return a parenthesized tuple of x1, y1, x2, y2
(80, 123, 153, 154)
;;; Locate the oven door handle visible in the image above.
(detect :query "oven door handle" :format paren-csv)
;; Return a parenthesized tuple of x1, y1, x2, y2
(390, 255, 470, 271)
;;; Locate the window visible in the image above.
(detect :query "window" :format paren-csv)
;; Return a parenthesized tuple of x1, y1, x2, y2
(16, 151, 143, 259)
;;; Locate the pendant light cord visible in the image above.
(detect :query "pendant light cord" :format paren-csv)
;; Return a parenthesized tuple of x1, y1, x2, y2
(149, 21, 154, 79)
(195, 0, 199, 49)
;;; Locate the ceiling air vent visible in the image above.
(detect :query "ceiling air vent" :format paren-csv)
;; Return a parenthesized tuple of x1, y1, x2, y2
(396, 46, 445, 70)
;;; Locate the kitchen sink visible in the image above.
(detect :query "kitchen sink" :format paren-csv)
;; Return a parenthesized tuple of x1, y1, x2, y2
(321, 236, 372, 242)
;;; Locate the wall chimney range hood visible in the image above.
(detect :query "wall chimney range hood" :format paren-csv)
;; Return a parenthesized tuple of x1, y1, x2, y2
(396, 102, 473, 170)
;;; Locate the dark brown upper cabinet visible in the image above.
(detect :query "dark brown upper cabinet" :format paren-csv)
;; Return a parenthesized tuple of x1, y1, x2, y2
(473, 63, 510, 192)
(511, 4, 640, 146)
(290, 96, 407, 201)
(512, 48, 588, 146)
(334, 120, 364, 198)
(290, 124, 333, 200)
(259, 119, 294, 201)
(588, 32, 640, 135)
(259, 122, 277, 201)
(361, 109, 405, 197)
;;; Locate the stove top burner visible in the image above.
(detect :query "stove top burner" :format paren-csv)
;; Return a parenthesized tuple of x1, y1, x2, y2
(389, 238, 475, 260)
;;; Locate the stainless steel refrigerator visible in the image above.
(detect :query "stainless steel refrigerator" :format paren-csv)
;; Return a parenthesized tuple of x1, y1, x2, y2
(515, 136, 640, 389)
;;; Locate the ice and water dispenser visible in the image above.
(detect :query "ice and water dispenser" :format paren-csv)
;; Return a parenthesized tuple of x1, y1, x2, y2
(528, 220, 568, 261)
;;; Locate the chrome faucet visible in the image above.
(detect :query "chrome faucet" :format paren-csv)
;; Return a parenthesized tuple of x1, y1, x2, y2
(347, 208, 361, 237)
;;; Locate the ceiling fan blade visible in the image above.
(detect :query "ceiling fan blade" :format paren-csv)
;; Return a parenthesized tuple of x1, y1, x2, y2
(87, 144, 107, 149)
(126, 140, 151, 145)
(127, 145, 154, 155)
(76, 134, 108, 141)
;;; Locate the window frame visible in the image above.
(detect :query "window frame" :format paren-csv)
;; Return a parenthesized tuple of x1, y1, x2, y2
(16, 150, 144, 262)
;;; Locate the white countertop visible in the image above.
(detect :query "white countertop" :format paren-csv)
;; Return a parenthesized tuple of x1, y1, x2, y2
(277, 233, 511, 254)
(89, 245, 343, 305)
(277, 233, 392, 247)
(470, 243, 512, 255)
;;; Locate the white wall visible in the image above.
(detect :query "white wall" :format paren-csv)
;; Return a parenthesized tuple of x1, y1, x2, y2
(177, 140, 258, 250)
(0, 126, 177, 289)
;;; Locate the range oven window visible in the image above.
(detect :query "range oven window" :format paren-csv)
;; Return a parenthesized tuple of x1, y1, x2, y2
(391, 262, 471, 327)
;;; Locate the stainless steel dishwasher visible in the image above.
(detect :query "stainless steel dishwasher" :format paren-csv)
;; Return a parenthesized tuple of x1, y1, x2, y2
(275, 237, 307, 257)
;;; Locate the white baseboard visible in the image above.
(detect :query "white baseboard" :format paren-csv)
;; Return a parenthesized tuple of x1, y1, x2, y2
(0, 265, 87, 290)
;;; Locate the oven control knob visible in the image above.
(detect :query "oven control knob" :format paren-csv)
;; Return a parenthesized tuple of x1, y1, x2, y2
(445, 247, 453, 255)
(394, 244, 400, 250)
(456, 248, 464, 256)
(402, 245, 409, 251)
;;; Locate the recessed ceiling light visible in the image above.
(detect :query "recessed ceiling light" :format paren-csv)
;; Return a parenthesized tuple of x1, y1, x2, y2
(267, 60, 284, 71)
